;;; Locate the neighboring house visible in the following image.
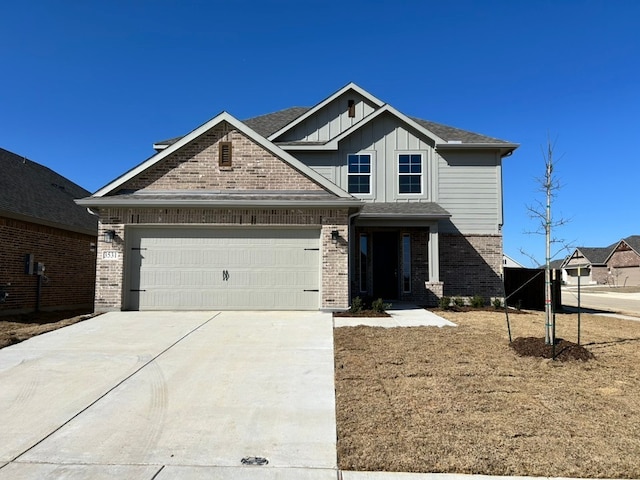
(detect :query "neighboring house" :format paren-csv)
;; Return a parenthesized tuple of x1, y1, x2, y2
(503, 254, 525, 269)
(562, 236, 640, 287)
(562, 246, 612, 285)
(77, 83, 518, 312)
(604, 236, 640, 287)
(0, 147, 97, 315)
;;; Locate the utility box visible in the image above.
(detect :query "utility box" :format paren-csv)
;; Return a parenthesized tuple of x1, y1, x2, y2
(25, 253, 34, 275)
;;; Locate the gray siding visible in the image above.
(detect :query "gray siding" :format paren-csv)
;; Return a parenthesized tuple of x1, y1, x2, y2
(294, 114, 503, 236)
(437, 151, 501, 234)
(279, 92, 377, 142)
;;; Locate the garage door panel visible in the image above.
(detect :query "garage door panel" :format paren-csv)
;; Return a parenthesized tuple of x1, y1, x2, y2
(127, 228, 320, 310)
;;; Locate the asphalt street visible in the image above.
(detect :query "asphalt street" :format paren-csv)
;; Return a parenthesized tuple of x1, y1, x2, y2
(562, 287, 640, 317)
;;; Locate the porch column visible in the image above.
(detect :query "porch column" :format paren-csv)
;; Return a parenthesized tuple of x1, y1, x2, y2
(428, 223, 440, 282)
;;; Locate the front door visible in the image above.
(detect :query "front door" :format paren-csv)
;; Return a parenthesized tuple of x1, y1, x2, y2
(372, 231, 398, 299)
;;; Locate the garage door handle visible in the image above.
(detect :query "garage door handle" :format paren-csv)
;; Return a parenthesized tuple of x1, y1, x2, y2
(222, 270, 229, 281)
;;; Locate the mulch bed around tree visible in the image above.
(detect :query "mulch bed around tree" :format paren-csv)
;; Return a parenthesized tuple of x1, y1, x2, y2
(511, 336, 595, 361)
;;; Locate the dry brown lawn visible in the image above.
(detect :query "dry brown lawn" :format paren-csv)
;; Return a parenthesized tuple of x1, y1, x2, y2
(334, 309, 640, 478)
(0, 310, 96, 349)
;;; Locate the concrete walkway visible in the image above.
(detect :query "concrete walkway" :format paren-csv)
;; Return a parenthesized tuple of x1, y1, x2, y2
(0, 311, 337, 479)
(334, 303, 457, 328)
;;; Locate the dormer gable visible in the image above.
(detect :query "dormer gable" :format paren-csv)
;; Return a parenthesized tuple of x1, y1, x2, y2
(268, 82, 385, 145)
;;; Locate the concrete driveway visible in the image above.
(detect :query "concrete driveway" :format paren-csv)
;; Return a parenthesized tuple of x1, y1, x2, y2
(0, 311, 337, 480)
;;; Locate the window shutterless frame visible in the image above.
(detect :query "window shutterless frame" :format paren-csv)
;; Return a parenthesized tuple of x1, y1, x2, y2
(397, 152, 423, 195)
(347, 153, 373, 195)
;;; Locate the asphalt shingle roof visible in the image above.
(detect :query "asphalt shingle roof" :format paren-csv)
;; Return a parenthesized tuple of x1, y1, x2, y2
(575, 247, 613, 264)
(360, 202, 450, 217)
(0, 147, 97, 234)
(622, 235, 640, 253)
(154, 106, 513, 146)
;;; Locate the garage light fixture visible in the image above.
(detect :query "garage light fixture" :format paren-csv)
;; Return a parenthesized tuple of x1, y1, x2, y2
(331, 230, 340, 244)
(103, 229, 116, 243)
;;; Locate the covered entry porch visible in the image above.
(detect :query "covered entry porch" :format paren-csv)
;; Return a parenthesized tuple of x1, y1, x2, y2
(349, 203, 450, 306)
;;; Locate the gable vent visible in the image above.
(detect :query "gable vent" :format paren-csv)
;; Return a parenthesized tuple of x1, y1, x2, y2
(219, 142, 232, 167)
(348, 99, 355, 117)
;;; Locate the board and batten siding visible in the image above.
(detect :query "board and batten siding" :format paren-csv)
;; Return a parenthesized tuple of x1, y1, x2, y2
(278, 92, 378, 142)
(292, 113, 504, 235)
(437, 150, 502, 234)
(297, 113, 436, 203)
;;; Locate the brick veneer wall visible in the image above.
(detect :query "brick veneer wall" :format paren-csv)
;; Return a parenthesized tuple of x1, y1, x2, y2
(440, 233, 503, 300)
(95, 207, 349, 312)
(0, 216, 96, 315)
(122, 124, 323, 192)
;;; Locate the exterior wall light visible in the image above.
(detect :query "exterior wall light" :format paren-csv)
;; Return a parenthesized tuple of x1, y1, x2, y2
(104, 229, 116, 243)
(331, 230, 340, 244)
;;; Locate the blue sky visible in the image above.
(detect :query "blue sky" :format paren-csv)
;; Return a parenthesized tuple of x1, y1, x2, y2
(1, 0, 638, 266)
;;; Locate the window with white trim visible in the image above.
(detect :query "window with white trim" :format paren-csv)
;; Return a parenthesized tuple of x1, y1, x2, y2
(348, 154, 371, 194)
(398, 153, 422, 194)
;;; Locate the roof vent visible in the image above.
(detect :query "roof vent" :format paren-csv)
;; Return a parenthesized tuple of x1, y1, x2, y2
(447, 140, 462, 144)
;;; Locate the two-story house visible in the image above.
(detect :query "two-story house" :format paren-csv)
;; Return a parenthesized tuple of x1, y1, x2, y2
(77, 83, 518, 312)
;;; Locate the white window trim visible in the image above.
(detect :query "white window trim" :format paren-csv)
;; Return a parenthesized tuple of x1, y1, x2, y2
(347, 151, 375, 197)
(396, 151, 425, 196)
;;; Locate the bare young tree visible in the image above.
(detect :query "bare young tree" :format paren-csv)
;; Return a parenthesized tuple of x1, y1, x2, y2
(520, 137, 572, 345)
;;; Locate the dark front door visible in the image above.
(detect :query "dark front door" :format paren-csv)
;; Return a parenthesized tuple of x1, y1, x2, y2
(372, 231, 398, 299)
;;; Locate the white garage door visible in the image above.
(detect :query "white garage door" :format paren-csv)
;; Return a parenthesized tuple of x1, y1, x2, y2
(125, 227, 320, 310)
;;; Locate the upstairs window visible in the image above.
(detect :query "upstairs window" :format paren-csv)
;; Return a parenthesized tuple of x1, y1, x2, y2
(348, 154, 371, 194)
(398, 153, 422, 194)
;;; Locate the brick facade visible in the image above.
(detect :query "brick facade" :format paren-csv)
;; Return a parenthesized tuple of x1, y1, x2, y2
(91, 122, 351, 312)
(122, 123, 323, 192)
(0, 216, 96, 315)
(95, 207, 349, 312)
(352, 227, 443, 306)
(440, 233, 503, 301)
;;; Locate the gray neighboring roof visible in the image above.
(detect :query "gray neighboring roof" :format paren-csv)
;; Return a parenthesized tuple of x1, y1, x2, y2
(622, 235, 640, 253)
(0, 147, 97, 235)
(153, 107, 513, 148)
(575, 247, 613, 265)
(358, 202, 451, 218)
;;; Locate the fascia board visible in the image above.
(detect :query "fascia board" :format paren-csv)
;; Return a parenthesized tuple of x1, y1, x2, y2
(93, 111, 232, 197)
(383, 105, 448, 144)
(93, 111, 353, 199)
(0, 209, 97, 237)
(324, 104, 448, 148)
(75, 197, 363, 209)
(267, 82, 386, 142)
(357, 212, 451, 219)
(436, 142, 520, 150)
(228, 116, 354, 198)
(278, 105, 454, 151)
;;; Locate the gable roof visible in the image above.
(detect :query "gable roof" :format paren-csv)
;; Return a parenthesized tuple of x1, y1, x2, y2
(152, 83, 517, 153)
(0, 147, 97, 235)
(604, 235, 640, 263)
(85, 111, 356, 203)
(622, 235, 640, 253)
(266, 82, 386, 142)
(564, 246, 613, 267)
